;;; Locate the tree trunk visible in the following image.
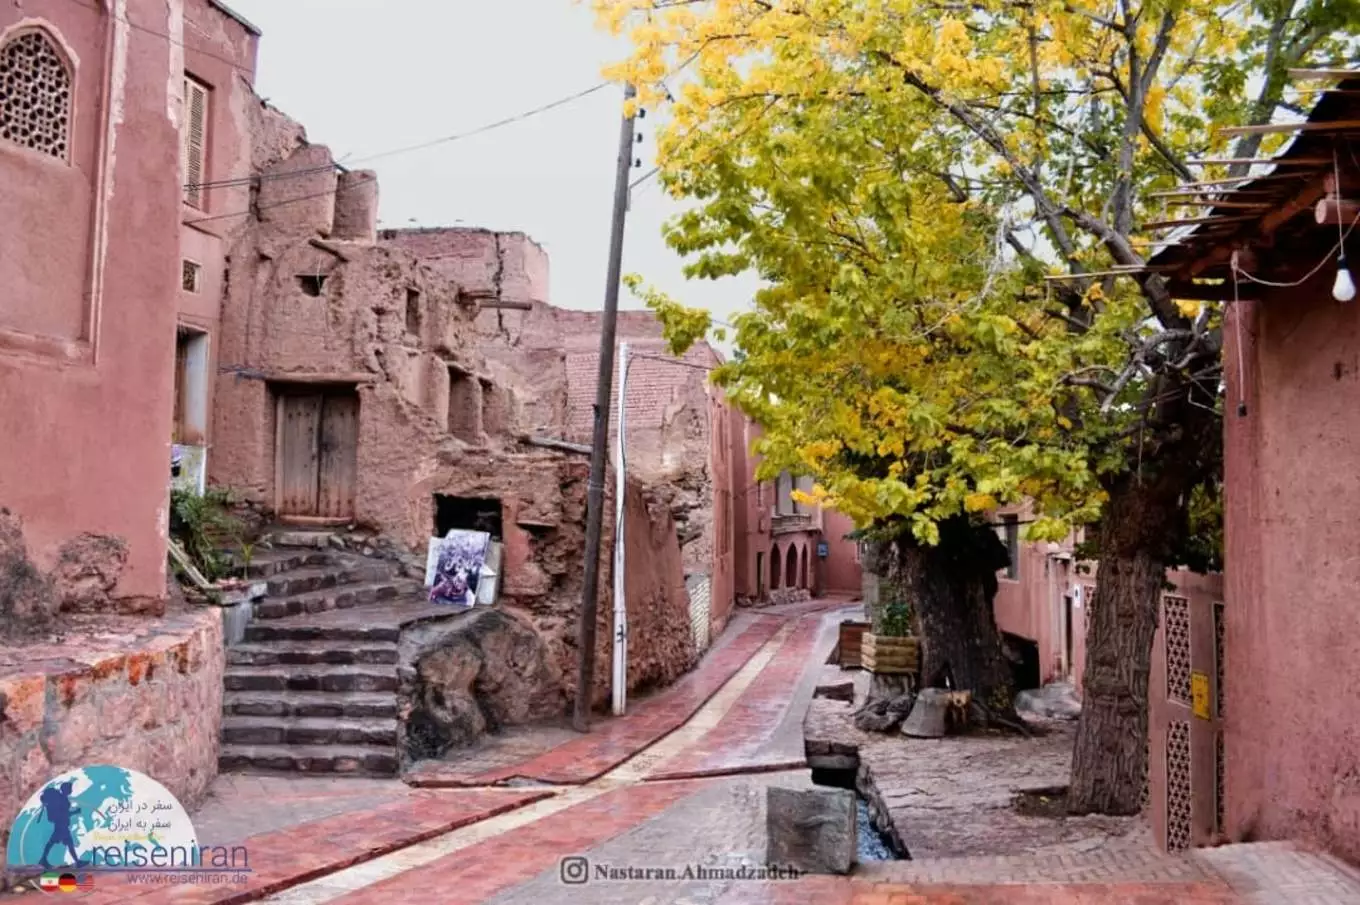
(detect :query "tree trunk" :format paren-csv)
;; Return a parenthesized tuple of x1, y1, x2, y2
(1067, 386, 1219, 815)
(890, 517, 1016, 721)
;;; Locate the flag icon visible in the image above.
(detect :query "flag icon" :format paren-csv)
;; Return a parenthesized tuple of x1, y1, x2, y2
(36, 872, 91, 893)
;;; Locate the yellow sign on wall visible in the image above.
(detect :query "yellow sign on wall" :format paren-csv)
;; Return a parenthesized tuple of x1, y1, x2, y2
(1191, 671, 1211, 720)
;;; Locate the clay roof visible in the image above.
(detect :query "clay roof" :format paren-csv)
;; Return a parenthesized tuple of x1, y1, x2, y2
(1148, 77, 1360, 296)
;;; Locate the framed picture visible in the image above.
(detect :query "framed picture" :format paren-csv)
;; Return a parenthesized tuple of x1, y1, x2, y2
(424, 530, 490, 608)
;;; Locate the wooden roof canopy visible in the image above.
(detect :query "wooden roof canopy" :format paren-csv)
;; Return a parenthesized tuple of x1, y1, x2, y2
(1147, 74, 1360, 301)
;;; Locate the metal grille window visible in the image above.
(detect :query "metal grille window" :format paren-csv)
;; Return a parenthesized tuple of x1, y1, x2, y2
(1164, 595, 1192, 704)
(182, 77, 209, 208)
(1214, 602, 1225, 718)
(182, 260, 201, 293)
(0, 30, 73, 161)
(1216, 731, 1226, 835)
(1167, 720, 1192, 850)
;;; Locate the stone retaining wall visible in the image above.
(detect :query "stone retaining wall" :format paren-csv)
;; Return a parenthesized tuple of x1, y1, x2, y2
(0, 609, 224, 871)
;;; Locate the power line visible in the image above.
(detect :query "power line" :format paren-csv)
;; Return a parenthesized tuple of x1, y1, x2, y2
(187, 82, 611, 192)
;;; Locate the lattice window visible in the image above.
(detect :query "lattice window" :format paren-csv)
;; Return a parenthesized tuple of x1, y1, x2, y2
(1214, 602, 1225, 718)
(182, 77, 209, 208)
(1167, 720, 1192, 850)
(182, 260, 201, 293)
(1141, 733, 1151, 812)
(0, 29, 73, 161)
(1215, 730, 1226, 835)
(1164, 595, 1192, 704)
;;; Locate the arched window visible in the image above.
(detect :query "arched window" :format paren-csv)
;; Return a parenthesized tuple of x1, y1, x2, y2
(0, 28, 74, 161)
(770, 544, 781, 590)
(800, 545, 809, 591)
(785, 545, 798, 591)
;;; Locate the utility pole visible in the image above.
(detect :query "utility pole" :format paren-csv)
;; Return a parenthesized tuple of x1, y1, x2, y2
(574, 83, 639, 733)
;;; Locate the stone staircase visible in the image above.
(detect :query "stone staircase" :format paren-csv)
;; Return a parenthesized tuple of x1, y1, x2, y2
(218, 544, 426, 776)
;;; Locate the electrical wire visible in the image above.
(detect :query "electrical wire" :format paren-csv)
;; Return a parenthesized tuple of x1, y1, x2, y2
(1230, 206, 1360, 288)
(187, 82, 611, 192)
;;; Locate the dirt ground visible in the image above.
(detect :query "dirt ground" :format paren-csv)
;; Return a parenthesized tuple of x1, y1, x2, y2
(805, 669, 1153, 861)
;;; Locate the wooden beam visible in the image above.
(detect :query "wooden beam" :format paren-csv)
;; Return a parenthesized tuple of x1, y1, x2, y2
(1317, 197, 1360, 225)
(1164, 200, 1273, 209)
(1185, 157, 1332, 167)
(1164, 282, 1259, 302)
(1142, 215, 1259, 229)
(1185, 171, 1331, 278)
(1218, 119, 1360, 137)
(1288, 68, 1360, 80)
(526, 436, 592, 455)
(477, 299, 534, 310)
(1043, 270, 1148, 280)
(1173, 174, 1308, 191)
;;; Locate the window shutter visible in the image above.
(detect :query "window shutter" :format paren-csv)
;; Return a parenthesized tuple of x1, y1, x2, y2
(183, 78, 207, 209)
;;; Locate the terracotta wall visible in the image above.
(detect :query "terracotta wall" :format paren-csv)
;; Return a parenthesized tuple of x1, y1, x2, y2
(820, 510, 861, 594)
(0, 0, 184, 604)
(614, 480, 696, 696)
(707, 389, 736, 634)
(1220, 274, 1360, 861)
(174, 0, 259, 453)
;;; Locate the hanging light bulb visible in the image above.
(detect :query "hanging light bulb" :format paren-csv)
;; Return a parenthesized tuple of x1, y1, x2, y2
(1336, 254, 1357, 303)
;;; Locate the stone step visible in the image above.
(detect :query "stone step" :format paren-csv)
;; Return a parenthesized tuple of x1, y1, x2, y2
(227, 641, 399, 667)
(252, 580, 419, 620)
(221, 716, 399, 747)
(263, 563, 396, 599)
(224, 665, 398, 694)
(218, 744, 399, 776)
(223, 691, 398, 719)
(243, 621, 402, 644)
(236, 549, 334, 579)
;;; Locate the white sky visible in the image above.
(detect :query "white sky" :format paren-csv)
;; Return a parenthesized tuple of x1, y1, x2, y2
(229, 0, 757, 348)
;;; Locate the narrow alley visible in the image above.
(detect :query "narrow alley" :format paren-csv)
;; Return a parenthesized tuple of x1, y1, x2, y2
(48, 598, 1360, 905)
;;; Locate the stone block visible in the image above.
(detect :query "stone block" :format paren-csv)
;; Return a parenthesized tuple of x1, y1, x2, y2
(0, 676, 46, 734)
(766, 786, 856, 875)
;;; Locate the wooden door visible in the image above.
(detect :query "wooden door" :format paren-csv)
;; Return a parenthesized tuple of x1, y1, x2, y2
(276, 390, 359, 520)
(317, 393, 358, 519)
(277, 394, 323, 517)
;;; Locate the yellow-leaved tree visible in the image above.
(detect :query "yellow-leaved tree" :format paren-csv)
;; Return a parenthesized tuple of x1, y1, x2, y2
(591, 0, 1359, 814)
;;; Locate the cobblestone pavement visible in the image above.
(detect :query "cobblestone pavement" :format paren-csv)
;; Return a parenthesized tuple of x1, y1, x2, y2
(32, 602, 1360, 905)
(806, 692, 1147, 860)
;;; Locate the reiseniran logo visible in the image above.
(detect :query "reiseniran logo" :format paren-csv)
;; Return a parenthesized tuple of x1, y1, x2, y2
(5, 766, 252, 896)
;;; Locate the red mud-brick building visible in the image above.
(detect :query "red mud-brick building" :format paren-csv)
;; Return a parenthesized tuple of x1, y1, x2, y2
(0, 0, 259, 608)
(729, 417, 862, 607)
(1147, 78, 1360, 861)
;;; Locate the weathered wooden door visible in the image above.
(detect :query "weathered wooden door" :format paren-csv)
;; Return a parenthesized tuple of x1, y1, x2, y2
(276, 390, 358, 521)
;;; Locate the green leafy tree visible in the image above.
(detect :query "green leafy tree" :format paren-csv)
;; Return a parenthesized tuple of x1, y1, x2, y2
(593, 0, 1357, 812)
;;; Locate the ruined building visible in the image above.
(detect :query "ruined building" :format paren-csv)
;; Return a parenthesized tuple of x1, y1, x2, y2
(1, 0, 721, 854)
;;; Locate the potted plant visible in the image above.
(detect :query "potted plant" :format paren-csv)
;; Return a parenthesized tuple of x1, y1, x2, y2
(862, 599, 919, 675)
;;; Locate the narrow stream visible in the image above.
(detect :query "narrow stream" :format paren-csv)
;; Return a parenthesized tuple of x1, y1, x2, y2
(809, 764, 903, 861)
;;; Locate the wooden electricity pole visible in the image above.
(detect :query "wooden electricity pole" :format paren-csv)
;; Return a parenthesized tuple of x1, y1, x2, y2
(574, 83, 638, 733)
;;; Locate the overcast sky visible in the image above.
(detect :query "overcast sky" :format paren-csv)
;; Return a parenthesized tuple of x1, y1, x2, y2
(228, 0, 756, 347)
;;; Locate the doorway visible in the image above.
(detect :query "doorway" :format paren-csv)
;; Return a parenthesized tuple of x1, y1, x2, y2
(755, 552, 764, 599)
(275, 386, 359, 522)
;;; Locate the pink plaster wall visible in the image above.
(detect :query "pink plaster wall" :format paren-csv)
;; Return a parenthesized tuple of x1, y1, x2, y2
(176, 0, 258, 451)
(1222, 272, 1360, 862)
(0, 0, 187, 602)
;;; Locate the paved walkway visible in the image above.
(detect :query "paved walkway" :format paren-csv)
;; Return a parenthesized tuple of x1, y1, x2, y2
(46, 600, 1360, 905)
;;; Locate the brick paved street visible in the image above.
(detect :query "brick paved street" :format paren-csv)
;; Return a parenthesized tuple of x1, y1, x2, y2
(21, 602, 1360, 905)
